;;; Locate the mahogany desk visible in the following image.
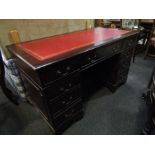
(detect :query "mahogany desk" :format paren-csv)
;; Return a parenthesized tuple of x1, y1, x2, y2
(7, 28, 138, 134)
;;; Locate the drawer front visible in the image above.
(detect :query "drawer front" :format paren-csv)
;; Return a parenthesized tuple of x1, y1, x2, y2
(93, 41, 123, 60)
(54, 110, 84, 134)
(80, 41, 124, 68)
(44, 72, 80, 101)
(49, 85, 81, 115)
(38, 55, 81, 86)
(53, 100, 83, 126)
(80, 50, 97, 67)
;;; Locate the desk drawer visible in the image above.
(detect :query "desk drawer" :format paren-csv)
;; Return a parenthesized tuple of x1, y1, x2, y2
(54, 110, 84, 134)
(44, 72, 80, 101)
(53, 99, 83, 126)
(49, 85, 81, 115)
(38, 55, 81, 86)
(81, 41, 124, 68)
(93, 42, 122, 59)
(79, 36, 135, 69)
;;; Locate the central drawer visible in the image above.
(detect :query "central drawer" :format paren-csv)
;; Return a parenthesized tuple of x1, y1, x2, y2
(93, 41, 122, 59)
(80, 40, 124, 68)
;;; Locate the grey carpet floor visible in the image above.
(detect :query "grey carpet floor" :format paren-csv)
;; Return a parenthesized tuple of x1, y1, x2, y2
(0, 87, 52, 135)
(0, 54, 155, 135)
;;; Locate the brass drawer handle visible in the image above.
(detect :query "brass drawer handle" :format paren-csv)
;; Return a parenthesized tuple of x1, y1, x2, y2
(94, 54, 97, 58)
(91, 60, 95, 63)
(64, 109, 75, 117)
(60, 87, 64, 91)
(60, 87, 69, 92)
(71, 109, 75, 113)
(68, 83, 72, 87)
(88, 57, 91, 61)
(56, 70, 62, 74)
(112, 47, 117, 52)
(66, 66, 71, 71)
(62, 101, 66, 104)
(69, 96, 73, 100)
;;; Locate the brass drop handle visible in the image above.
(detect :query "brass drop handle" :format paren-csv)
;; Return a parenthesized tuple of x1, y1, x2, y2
(112, 47, 117, 52)
(65, 109, 75, 117)
(69, 96, 73, 100)
(71, 109, 75, 113)
(60, 87, 64, 91)
(68, 83, 72, 87)
(62, 100, 66, 104)
(65, 114, 71, 118)
(57, 70, 62, 74)
(66, 66, 71, 71)
(91, 59, 95, 63)
(88, 57, 91, 61)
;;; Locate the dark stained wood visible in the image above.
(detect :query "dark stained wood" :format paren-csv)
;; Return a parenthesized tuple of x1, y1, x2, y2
(7, 28, 138, 134)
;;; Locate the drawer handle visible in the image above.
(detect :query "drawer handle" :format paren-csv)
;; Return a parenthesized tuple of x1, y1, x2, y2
(66, 66, 71, 71)
(69, 96, 73, 100)
(64, 88, 69, 92)
(88, 57, 91, 61)
(65, 113, 72, 118)
(60, 87, 64, 91)
(112, 47, 117, 52)
(64, 109, 75, 118)
(91, 60, 95, 63)
(60, 87, 70, 92)
(94, 54, 97, 58)
(68, 83, 72, 87)
(62, 101, 66, 104)
(56, 70, 62, 74)
(62, 100, 70, 105)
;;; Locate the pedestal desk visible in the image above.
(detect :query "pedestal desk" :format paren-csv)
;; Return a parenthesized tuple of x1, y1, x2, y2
(7, 27, 138, 134)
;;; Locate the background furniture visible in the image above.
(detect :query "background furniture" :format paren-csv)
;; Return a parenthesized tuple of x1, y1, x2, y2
(121, 19, 138, 30)
(0, 48, 19, 105)
(132, 26, 149, 62)
(95, 19, 121, 28)
(94, 19, 104, 27)
(108, 19, 121, 28)
(126, 19, 155, 62)
(144, 20, 155, 59)
(142, 67, 155, 134)
(0, 30, 26, 105)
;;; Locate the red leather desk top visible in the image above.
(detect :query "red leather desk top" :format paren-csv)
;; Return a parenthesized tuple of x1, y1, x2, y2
(17, 27, 129, 61)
